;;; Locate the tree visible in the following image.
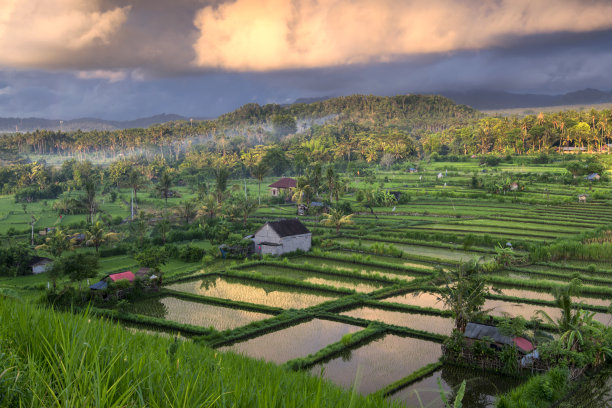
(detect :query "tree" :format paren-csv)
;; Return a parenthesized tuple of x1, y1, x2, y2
(291, 177, 313, 205)
(198, 194, 221, 220)
(127, 168, 147, 219)
(61, 252, 99, 293)
(321, 208, 354, 234)
(175, 200, 198, 225)
(83, 180, 98, 224)
(234, 195, 258, 226)
(156, 171, 173, 208)
(214, 167, 230, 203)
(250, 161, 269, 205)
(135, 247, 169, 274)
(36, 228, 73, 259)
(271, 114, 297, 137)
(432, 259, 488, 333)
(85, 221, 120, 253)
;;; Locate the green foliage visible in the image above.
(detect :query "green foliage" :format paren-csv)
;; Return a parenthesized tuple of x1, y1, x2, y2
(135, 247, 169, 272)
(0, 244, 32, 277)
(496, 368, 570, 408)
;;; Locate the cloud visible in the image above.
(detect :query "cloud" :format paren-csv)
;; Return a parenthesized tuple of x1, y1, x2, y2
(0, 0, 130, 69)
(76, 70, 127, 82)
(193, 0, 612, 71)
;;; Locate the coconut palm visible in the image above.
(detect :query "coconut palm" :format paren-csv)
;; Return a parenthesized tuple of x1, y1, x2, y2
(198, 194, 221, 220)
(432, 258, 489, 333)
(250, 162, 269, 205)
(291, 177, 313, 205)
(321, 209, 354, 234)
(85, 221, 120, 253)
(175, 200, 198, 225)
(156, 171, 173, 208)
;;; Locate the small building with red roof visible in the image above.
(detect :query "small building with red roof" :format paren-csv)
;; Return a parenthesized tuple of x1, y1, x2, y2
(108, 271, 135, 282)
(268, 178, 297, 197)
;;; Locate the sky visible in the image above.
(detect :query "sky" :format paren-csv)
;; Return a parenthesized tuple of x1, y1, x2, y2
(1, 0, 612, 120)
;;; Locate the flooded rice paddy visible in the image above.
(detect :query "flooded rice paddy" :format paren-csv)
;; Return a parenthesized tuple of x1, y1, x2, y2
(239, 265, 387, 293)
(167, 276, 338, 309)
(127, 296, 272, 330)
(388, 366, 526, 408)
(484, 299, 612, 326)
(289, 256, 420, 281)
(218, 318, 361, 364)
(341, 307, 454, 335)
(382, 292, 444, 309)
(309, 334, 443, 395)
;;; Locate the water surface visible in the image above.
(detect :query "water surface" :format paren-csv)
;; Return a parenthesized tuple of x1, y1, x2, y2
(341, 307, 454, 336)
(309, 334, 442, 395)
(127, 296, 272, 330)
(219, 318, 361, 364)
(168, 276, 338, 309)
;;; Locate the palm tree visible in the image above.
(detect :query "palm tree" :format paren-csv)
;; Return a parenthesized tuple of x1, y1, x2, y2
(83, 180, 97, 224)
(291, 177, 313, 205)
(325, 166, 336, 202)
(175, 200, 198, 225)
(198, 194, 221, 219)
(35, 228, 74, 290)
(85, 221, 120, 253)
(236, 195, 259, 226)
(127, 168, 147, 219)
(432, 259, 488, 333)
(156, 171, 172, 208)
(250, 162, 269, 205)
(321, 208, 354, 234)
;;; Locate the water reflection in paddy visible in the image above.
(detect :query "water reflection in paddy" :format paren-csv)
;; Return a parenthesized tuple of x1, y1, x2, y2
(167, 276, 338, 309)
(127, 297, 272, 330)
(309, 334, 442, 395)
(389, 365, 526, 408)
(492, 286, 611, 308)
(241, 265, 387, 293)
(219, 318, 361, 364)
(341, 307, 454, 335)
(484, 299, 612, 326)
(382, 292, 444, 309)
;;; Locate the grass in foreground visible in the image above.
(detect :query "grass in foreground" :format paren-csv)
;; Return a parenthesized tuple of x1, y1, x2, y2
(0, 296, 403, 408)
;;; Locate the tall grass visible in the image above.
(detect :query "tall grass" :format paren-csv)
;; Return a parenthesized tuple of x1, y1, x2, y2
(0, 298, 400, 407)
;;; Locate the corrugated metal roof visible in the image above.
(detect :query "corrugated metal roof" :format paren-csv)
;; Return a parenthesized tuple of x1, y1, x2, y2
(264, 219, 310, 238)
(464, 323, 512, 345)
(89, 280, 108, 290)
(109, 271, 135, 282)
(268, 178, 297, 188)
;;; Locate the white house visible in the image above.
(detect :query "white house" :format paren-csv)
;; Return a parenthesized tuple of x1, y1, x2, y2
(253, 219, 311, 256)
(30, 257, 53, 274)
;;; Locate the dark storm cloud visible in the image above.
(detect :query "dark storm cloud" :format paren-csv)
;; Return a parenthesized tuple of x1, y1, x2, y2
(1, 1, 611, 119)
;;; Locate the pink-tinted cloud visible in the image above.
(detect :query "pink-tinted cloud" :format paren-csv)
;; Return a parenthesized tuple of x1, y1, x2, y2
(0, 0, 130, 69)
(193, 0, 612, 71)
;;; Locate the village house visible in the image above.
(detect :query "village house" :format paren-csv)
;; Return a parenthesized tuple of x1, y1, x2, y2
(586, 173, 601, 181)
(253, 219, 311, 256)
(463, 323, 534, 354)
(268, 177, 297, 197)
(30, 256, 53, 274)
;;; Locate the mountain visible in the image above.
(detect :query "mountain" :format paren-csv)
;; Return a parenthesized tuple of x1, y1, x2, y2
(0, 113, 190, 133)
(439, 88, 612, 110)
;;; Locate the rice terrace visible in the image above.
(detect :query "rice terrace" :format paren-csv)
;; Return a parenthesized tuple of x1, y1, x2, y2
(2, 1, 612, 406)
(1, 94, 611, 407)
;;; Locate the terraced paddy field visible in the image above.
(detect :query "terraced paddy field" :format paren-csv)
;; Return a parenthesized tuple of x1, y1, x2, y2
(309, 334, 443, 395)
(127, 296, 273, 330)
(389, 366, 526, 408)
(166, 276, 339, 309)
(219, 319, 362, 364)
(5, 159, 612, 407)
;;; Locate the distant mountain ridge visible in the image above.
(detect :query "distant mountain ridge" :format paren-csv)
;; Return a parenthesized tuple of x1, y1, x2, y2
(440, 88, 612, 110)
(0, 113, 190, 133)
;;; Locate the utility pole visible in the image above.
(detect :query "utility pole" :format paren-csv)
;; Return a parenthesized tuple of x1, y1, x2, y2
(30, 215, 36, 246)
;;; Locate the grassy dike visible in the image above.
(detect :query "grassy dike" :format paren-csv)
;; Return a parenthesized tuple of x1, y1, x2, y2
(0, 297, 403, 408)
